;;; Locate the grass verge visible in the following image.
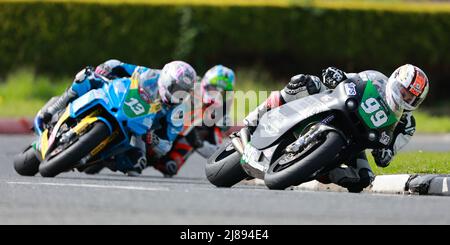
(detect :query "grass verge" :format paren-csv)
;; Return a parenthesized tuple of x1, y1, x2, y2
(368, 151, 450, 175)
(0, 69, 68, 117)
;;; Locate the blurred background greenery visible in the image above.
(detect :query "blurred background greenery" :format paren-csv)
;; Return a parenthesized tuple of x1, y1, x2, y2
(0, 0, 449, 133)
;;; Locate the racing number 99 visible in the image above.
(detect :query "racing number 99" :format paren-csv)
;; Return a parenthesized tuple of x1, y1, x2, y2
(361, 97, 387, 127)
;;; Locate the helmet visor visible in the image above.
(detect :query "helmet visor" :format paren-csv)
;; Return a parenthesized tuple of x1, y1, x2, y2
(389, 79, 421, 110)
(167, 82, 191, 105)
(203, 84, 228, 105)
(209, 75, 234, 91)
(398, 85, 417, 105)
(138, 79, 157, 104)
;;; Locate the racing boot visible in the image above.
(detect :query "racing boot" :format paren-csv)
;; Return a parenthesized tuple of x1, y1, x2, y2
(46, 88, 77, 118)
(37, 66, 102, 128)
(126, 147, 148, 177)
(35, 88, 77, 131)
(154, 160, 178, 178)
(114, 148, 147, 177)
(327, 154, 375, 193)
(152, 152, 183, 178)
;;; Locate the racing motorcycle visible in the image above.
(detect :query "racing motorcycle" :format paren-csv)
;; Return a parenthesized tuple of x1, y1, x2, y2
(205, 74, 401, 190)
(14, 71, 162, 177)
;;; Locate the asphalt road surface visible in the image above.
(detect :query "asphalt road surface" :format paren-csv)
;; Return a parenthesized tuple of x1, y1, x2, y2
(0, 134, 449, 224)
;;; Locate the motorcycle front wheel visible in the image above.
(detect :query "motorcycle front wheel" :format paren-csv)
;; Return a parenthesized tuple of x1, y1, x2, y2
(264, 131, 345, 190)
(39, 121, 110, 177)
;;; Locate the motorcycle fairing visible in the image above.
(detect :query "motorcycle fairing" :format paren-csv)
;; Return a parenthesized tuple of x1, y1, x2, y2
(40, 77, 163, 165)
(251, 92, 340, 150)
(69, 78, 159, 136)
(39, 108, 71, 159)
(39, 108, 113, 160)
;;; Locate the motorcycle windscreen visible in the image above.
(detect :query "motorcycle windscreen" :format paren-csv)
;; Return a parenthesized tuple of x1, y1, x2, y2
(110, 78, 131, 105)
(251, 94, 336, 150)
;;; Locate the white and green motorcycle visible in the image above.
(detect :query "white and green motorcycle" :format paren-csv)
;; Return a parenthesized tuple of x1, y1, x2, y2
(205, 74, 401, 190)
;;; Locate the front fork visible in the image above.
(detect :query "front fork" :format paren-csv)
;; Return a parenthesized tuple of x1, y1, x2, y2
(285, 123, 338, 153)
(230, 127, 251, 155)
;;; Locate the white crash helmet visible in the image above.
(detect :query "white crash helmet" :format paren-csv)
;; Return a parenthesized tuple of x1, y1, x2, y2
(386, 64, 429, 111)
(157, 61, 196, 105)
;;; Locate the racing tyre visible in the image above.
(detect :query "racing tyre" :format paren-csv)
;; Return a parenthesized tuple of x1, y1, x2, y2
(14, 145, 40, 176)
(39, 121, 110, 177)
(205, 140, 248, 187)
(264, 131, 345, 190)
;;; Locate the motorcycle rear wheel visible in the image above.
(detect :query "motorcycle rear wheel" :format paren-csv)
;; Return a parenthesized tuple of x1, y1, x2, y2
(14, 145, 40, 176)
(205, 140, 248, 187)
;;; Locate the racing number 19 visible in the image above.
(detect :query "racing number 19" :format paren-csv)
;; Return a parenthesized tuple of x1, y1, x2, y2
(361, 97, 388, 127)
(125, 98, 145, 115)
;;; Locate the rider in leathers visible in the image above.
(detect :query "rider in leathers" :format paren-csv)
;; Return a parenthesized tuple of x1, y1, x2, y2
(36, 59, 197, 176)
(152, 65, 235, 176)
(243, 65, 429, 192)
(95, 61, 235, 177)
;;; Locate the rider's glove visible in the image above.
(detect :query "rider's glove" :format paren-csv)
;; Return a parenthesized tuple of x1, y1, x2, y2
(400, 112, 416, 136)
(322, 67, 347, 89)
(287, 74, 322, 95)
(74, 66, 95, 83)
(371, 148, 393, 168)
(145, 131, 171, 158)
(94, 59, 122, 79)
(305, 75, 322, 95)
(95, 64, 114, 79)
(145, 131, 160, 147)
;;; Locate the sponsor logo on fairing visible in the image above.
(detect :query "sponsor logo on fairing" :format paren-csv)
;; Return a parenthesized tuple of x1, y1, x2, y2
(344, 82, 357, 96)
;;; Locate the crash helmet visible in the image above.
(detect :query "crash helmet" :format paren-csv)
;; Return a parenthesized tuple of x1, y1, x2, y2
(157, 61, 196, 105)
(200, 65, 235, 105)
(386, 64, 429, 111)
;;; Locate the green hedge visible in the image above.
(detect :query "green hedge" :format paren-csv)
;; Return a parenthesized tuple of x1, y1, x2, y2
(1, 2, 450, 105)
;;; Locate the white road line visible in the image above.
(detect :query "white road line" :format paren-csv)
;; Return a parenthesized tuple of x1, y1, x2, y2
(6, 181, 169, 191)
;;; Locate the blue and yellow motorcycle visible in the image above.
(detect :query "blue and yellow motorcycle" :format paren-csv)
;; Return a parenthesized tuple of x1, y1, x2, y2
(14, 73, 162, 177)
